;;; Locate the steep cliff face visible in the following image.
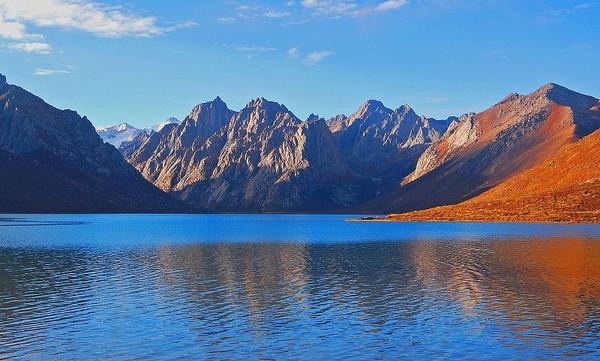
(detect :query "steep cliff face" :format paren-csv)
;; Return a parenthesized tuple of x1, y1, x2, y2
(127, 97, 234, 192)
(404, 113, 477, 183)
(366, 83, 600, 213)
(127, 97, 357, 211)
(0, 74, 184, 212)
(328, 100, 453, 182)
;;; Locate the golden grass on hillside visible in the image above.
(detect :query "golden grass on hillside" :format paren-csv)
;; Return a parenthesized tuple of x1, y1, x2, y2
(386, 129, 600, 224)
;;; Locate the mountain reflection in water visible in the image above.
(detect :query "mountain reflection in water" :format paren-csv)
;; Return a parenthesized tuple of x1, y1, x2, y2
(1, 215, 599, 360)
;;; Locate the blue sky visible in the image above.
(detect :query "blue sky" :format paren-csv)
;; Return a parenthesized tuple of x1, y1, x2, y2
(1, 0, 599, 127)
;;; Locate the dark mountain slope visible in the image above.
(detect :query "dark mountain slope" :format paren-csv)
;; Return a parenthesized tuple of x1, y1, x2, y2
(0, 73, 184, 213)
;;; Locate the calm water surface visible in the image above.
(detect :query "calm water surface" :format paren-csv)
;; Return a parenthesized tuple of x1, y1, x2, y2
(1, 214, 599, 360)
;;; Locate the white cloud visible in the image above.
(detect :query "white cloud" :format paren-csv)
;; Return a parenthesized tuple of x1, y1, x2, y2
(304, 50, 334, 65)
(302, 0, 359, 17)
(0, 0, 194, 38)
(235, 46, 277, 52)
(572, 43, 593, 50)
(236, 5, 260, 12)
(9, 41, 51, 53)
(302, 0, 407, 17)
(287, 47, 300, 58)
(34, 68, 71, 76)
(0, 15, 34, 39)
(537, 2, 596, 23)
(264, 10, 291, 18)
(217, 16, 236, 23)
(233, 45, 277, 59)
(375, 0, 408, 12)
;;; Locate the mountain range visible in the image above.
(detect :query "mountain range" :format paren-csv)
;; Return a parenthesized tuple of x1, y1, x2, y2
(122, 96, 455, 211)
(1, 71, 598, 221)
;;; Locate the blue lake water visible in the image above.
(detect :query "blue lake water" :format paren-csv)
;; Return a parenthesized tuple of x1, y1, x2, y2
(1, 214, 599, 360)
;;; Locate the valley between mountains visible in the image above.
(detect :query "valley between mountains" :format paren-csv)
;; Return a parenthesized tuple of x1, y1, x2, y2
(1, 72, 599, 222)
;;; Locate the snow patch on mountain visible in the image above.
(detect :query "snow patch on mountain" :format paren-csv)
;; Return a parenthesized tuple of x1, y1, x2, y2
(97, 118, 180, 147)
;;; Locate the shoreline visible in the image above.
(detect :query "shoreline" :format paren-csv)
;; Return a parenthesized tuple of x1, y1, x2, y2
(348, 216, 600, 225)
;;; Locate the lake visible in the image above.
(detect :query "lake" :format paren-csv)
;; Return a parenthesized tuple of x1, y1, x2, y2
(1, 214, 599, 360)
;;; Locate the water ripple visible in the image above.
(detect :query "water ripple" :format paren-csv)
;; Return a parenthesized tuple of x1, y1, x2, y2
(0, 220, 599, 360)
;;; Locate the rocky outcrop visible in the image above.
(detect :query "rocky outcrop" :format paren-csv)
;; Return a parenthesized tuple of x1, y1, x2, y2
(127, 97, 235, 192)
(126, 97, 360, 211)
(405, 113, 477, 183)
(0, 73, 184, 212)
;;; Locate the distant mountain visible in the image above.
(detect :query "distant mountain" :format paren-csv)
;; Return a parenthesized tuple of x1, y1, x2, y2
(328, 100, 454, 184)
(96, 123, 144, 148)
(119, 131, 151, 158)
(0, 73, 184, 212)
(125, 97, 363, 211)
(97, 117, 180, 147)
(363, 82, 600, 213)
(387, 128, 600, 223)
(149, 117, 180, 133)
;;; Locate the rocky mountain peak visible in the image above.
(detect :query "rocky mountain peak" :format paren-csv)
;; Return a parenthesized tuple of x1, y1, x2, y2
(358, 99, 387, 113)
(536, 82, 564, 94)
(532, 82, 597, 108)
(345, 99, 391, 127)
(245, 97, 288, 112)
(394, 104, 417, 116)
(496, 92, 521, 105)
(307, 113, 321, 122)
(191, 96, 230, 114)
(326, 114, 349, 133)
(0, 73, 6, 88)
(150, 117, 180, 133)
(184, 98, 234, 132)
(115, 123, 135, 131)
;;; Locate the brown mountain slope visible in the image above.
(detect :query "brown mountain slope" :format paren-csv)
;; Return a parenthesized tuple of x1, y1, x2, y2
(359, 83, 600, 213)
(385, 129, 600, 223)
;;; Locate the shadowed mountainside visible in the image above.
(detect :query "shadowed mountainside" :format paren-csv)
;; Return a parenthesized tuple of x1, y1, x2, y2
(327, 100, 453, 183)
(0, 73, 185, 212)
